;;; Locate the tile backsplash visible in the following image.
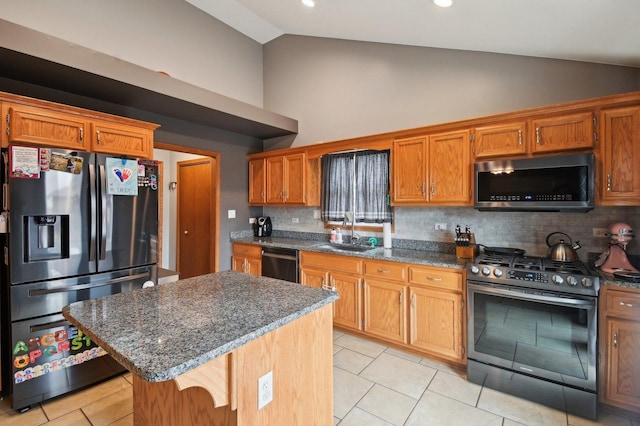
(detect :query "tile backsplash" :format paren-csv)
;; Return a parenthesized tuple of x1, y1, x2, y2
(263, 205, 640, 260)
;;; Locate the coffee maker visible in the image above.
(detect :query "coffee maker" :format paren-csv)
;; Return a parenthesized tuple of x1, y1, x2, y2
(596, 222, 639, 275)
(254, 216, 272, 237)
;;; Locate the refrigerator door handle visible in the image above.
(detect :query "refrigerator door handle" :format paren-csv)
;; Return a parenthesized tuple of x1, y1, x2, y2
(89, 163, 97, 261)
(28, 272, 149, 296)
(99, 164, 107, 260)
(30, 318, 70, 333)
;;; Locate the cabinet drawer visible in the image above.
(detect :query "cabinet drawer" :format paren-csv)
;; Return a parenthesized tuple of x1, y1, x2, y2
(408, 266, 462, 291)
(364, 260, 407, 281)
(605, 288, 640, 316)
(300, 251, 362, 274)
(232, 243, 262, 259)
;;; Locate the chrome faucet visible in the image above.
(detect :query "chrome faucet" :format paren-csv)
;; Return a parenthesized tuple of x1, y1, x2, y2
(343, 211, 358, 244)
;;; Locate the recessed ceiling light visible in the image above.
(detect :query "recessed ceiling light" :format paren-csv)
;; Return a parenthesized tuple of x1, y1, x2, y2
(433, 0, 453, 7)
(302, 0, 315, 7)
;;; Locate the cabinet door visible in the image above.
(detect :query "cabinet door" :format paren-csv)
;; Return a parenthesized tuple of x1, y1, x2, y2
(232, 256, 247, 273)
(474, 122, 526, 159)
(530, 111, 593, 154)
(429, 130, 471, 204)
(409, 286, 463, 362)
(300, 267, 326, 289)
(392, 136, 428, 203)
(92, 121, 152, 158)
(599, 106, 640, 205)
(6, 104, 88, 149)
(603, 317, 640, 411)
(266, 156, 285, 203)
(364, 279, 407, 344)
(331, 272, 362, 331)
(248, 158, 266, 204)
(283, 153, 306, 204)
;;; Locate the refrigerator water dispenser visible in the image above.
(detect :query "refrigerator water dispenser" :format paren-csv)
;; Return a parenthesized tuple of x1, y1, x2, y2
(24, 215, 69, 262)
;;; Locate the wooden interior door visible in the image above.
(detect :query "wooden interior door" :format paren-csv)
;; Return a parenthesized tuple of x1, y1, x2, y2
(177, 157, 216, 278)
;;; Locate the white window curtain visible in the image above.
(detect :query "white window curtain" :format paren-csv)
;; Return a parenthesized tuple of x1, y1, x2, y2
(321, 150, 392, 223)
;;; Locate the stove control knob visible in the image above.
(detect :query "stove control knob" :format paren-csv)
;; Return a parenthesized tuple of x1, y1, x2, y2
(470, 265, 480, 275)
(567, 276, 578, 286)
(481, 266, 491, 276)
(581, 277, 593, 288)
(551, 274, 564, 285)
(493, 268, 503, 278)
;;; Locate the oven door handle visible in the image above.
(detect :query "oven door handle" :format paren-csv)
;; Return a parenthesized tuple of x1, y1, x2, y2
(468, 282, 594, 306)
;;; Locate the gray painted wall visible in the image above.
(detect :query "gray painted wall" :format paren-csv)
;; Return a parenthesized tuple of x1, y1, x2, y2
(263, 35, 640, 149)
(0, 0, 265, 107)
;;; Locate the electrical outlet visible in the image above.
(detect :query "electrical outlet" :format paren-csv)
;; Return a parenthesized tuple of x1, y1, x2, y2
(292, 217, 299, 223)
(227, 209, 236, 219)
(593, 228, 608, 237)
(435, 223, 447, 231)
(258, 371, 273, 410)
(249, 218, 256, 224)
(313, 210, 321, 219)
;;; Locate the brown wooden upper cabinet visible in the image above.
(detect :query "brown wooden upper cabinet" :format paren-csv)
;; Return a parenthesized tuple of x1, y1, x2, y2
(392, 130, 471, 205)
(249, 153, 320, 206)
(90, 121, 153, 158)
(248, 158, 267, 204)
(2, 101, 156, 158)
(473, 111, 594, 160)
(598, 105, 640, 205)
(529, 111, 594, 154)
(473, 122, 527, 159)
(3, 103, 90, 150)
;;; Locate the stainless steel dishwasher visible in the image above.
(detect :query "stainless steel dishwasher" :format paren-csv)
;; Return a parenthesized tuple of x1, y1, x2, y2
(261, 246, 299, 283)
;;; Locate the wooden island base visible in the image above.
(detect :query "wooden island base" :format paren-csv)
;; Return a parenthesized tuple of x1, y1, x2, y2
(132, 304, 334, 425)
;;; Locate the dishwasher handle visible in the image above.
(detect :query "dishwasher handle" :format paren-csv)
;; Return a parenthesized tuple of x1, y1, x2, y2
(262, 251, 297, 261)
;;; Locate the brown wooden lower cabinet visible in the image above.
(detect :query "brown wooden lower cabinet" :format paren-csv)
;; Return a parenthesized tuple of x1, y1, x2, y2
(300, 251, 466, 365)
(231, 243, 262, 276)
(599, 285, 640, 414)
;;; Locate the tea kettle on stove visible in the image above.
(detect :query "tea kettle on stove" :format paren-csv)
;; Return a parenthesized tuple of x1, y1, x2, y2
(546, 232, 581, 262)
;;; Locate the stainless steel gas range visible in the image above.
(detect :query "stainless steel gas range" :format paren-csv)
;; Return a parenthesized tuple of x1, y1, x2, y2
(466, 253, 600, 420)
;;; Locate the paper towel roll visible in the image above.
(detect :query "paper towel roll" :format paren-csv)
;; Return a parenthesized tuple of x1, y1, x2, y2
(383, 222, 392, 248)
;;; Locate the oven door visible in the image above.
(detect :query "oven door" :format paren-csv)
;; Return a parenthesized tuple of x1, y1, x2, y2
(467, 281, 597, 391)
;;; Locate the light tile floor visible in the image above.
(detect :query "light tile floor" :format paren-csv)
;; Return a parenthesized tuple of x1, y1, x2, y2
(0, 329, 638, 426)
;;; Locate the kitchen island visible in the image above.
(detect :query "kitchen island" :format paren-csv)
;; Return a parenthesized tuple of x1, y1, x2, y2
(62, 270, 338, 425)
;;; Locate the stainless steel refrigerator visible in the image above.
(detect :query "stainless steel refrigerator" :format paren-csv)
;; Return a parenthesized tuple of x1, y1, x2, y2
(0, 146, 159, 411)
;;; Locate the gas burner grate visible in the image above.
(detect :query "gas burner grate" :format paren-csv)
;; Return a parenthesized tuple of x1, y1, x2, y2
(476, 254, 512, 267)
(512, 256, 543, 270)
(542, 259, 588, 275)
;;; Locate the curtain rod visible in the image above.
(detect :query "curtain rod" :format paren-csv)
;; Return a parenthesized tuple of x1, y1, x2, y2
(321, 148, 388, 157)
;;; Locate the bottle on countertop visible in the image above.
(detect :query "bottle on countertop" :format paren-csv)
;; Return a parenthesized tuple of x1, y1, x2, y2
(336, 228, 343, 244)
(330, 228, 337, 242)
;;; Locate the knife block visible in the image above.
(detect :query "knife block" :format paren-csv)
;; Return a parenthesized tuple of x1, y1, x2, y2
(456, 245, 477, 259)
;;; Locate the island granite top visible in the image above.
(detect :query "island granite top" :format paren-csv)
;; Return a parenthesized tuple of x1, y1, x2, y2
(62, 270, 338, 382)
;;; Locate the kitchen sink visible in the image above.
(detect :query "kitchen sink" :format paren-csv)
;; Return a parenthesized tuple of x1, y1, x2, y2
(314, 243, 377, 253)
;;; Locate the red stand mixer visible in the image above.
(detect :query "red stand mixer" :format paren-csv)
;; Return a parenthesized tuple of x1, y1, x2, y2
(596, 222, 639, 278)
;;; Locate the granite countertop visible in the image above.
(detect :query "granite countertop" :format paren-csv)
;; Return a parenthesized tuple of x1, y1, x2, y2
(232, 236, 469, 270)
(62, 270, 338, 382)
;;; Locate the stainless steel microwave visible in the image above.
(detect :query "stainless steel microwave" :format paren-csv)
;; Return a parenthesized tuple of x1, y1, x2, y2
(474, 153, 594, 212)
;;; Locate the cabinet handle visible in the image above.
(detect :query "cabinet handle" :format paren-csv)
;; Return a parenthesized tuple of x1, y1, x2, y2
(425, 276, 443, 282)
(96, 130, 101, 144)
(376, 269, 390, 274)
(535, 127, 541, 144)
(411, 294, 416, 309)
(421, 183, 426, 196)
(261, 190, 265, 200)
(79, 128, 84, 143)
(331, 278, 336, 292)
(399, 292, 402, 304)
(518, 129, 522, 145)
(613, 330, 618, 348)
(431, 182, 435, 196)
(619, 301, 639, 308)
(607, 174, 612, 191)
